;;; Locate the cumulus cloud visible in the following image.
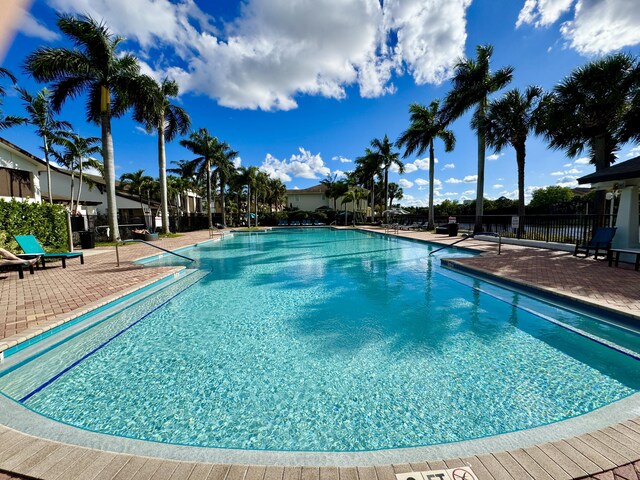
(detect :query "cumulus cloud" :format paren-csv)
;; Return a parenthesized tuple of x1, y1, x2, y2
(463, 175, 478, 183)
(233, 157, 242, 169)
(517, 0, 640, 55)
(47, 0, 472, 110)
(625, 146, 640, 158)
(403, 163, 418, 174)
(333, 170, 348, 178)
(19, 9, 60, 41)
(493, 184, 504, 189)
(415, 178, 430, 186)
(556, 175, 579, 187)
(260, 148, 330, 182)
(442, 163, 455, 170)
(399, 194, 427, 207)
(574, 157, 591, 165)
(487, 153, 503, 161)
(445, 177, 463, 184)
(399, 179, 414, 189)
(552, 167, 582, 177)
(332, 156, 352, 163)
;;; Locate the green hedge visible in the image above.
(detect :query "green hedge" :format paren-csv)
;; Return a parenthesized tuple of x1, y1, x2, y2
(0, 199, 68, 252)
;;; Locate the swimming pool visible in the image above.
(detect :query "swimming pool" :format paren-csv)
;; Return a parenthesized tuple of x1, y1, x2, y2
(1, 228, 639, 453)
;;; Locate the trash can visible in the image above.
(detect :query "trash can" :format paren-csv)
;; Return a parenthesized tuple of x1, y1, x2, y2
(79, 230, 95, 249)
(448, 223, 459, 237)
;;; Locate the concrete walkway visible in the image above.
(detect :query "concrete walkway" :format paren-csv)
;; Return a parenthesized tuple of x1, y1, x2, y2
(0, 228, 639, 480)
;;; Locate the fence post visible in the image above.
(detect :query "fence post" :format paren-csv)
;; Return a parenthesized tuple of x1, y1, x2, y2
(66, 210, 74, 252)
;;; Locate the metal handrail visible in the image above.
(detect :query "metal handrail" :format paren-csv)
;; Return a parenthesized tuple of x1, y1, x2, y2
(123, 239, 195, 262)
(428, 232, 500, 256)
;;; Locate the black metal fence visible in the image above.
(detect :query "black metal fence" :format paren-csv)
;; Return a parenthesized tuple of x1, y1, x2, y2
(429, 214, 617, 244)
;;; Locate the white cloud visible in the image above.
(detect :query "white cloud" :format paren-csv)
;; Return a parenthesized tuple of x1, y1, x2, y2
(574, 157, 590, 165)
(556, 175, 579, 187)
(517, 0, 640, 55)
(552, 167, 582, 177)
(398, 194, 427, 207)
(415, 178, 430, 186)
(516, 0, 573, 28)
(563, 163, 573, 167)
(550, 171, 564, 176)
(625, 146, 640, 158)
(463, 175, 478, 183)
(48, 0, 472, 110)
(134, 126, 153, 136)
(399, 179, 414, 189)
(442, 163, 455, 170)
(487, 153, 503, 161)
(260, 147, 330, 182)
(403, 163, 418, 174)
(332, 156, 352, 163)
(462, 189, 476, 196)
(333, 170, 347, 178)
(233, 157, 242, 169)
(18, 9, 60, 41)
(445, 177, 463, 184)
(413, 157, 437, 170)
(493, 184, 504, 189)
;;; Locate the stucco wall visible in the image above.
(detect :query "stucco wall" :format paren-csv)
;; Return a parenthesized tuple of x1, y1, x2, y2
(0, 144, 42, 202)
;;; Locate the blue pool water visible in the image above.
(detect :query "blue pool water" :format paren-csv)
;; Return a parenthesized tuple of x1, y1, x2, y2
(1, 228, 639, 452)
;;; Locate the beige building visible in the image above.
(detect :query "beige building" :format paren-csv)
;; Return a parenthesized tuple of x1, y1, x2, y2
(286, 184, 368, 212)
(0, 137, 43, 203)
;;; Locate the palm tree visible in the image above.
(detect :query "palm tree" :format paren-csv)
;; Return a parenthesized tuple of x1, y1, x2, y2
(0, 68, 26, 130)
(480, 86, 543, 222)
(133, 77, 191, 234)
(388, 182, 403, 207)
(212, 142, 238, 226)
(267, 177, 287, 212)
(179, 128, 220, 228)
(320, 173, 340, 211)
(341, 185, 369, 226)
(354, 149, 382, 221)
(441, 44, 514, 231)
(237, 166, 258, 227)
(118, 169, 155, 216)
(17, 87, 72, 204)
(25, 14, 147, 241)
(397, 100, 455, 228)
(50, 131, 101, 214)
(536, 53, 640, 220)
(368, 135, 404, 220)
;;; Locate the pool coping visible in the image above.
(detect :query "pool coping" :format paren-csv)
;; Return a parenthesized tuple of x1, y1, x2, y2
(1, 228, 639, 478)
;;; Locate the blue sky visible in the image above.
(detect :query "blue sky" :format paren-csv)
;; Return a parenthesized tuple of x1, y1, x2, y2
(2, 0, 640, 206)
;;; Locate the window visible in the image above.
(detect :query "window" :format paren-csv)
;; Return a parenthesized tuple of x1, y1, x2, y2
(0, 167, 33, 198)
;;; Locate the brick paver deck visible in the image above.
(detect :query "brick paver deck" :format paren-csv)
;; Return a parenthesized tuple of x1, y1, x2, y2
(0, 227, 639, 480)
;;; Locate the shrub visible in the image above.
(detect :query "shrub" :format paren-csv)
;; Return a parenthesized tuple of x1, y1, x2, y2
(0, 199, 68, 251)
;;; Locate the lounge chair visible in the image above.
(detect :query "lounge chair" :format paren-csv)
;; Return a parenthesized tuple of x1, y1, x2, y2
(14, 235, 84, 269)
(574, 227, 616, 259)
(0, 248, 40, 279)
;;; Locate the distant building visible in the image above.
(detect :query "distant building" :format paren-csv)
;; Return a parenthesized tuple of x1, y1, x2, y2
(286, 184, 368, 212)
(0, 136, 202, 221)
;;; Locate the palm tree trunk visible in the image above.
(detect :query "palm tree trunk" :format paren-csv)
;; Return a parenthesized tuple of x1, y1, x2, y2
(429, 140, 435, 229)
(69, 171, 75, 214)
(206, 158, 212, 229)
(101, 108, 120, 242)
(158, 116, 170, 234)
(43, 135, 53, 205)
(593, 135, 607, 226)
(384, 166, 389, 223)
(247, 185, 251, 227)
(516, 143, 526, 238)
(220, 176, 226, 226)
(76, 158, 84, 213)
(475, 103, 486, 233)
(254, 191, 258, 226)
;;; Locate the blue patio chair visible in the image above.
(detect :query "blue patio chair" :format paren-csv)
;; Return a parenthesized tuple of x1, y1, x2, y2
(14, 235, 84, 269)
(574, 227, 616, 259)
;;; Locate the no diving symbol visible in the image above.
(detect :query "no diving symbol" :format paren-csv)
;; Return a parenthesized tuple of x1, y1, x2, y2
(451, 468, 478, 480)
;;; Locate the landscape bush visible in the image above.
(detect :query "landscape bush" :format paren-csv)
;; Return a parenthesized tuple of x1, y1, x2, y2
(0, 199, 68, 251)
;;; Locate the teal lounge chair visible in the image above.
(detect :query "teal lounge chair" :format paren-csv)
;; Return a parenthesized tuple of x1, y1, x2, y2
(574, 227, 616, 259)
(14, 235, 84, 269)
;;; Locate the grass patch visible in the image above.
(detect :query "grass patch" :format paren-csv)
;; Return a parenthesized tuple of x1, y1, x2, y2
(159, 232, 183, 238)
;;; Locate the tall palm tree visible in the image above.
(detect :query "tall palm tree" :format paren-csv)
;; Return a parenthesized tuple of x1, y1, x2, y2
(133, 77, 191, 234)
(0, 68, 26, 130)
(354, 149, 382, 221)
(536, 53, 640, 220)
(320, 173, 340, 211)
(368, 135, 404, 218)
(480, 86, 543, 221)
(388, 182, 403, 207)
(441, 44, 513, 230)
(179, 128, 220, 228)
(17, 87, 72, 204)
(50, 131, 101, 214)
(237, 166, 258, 227)
(212, 142, 238, 226)
(397, 100, 455, 228)
(25, 14, 147, 241)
